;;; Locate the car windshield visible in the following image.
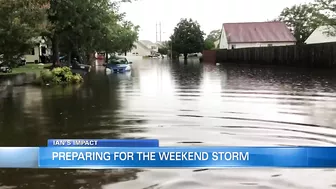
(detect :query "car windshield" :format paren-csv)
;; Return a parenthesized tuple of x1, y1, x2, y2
(109, 57, 128, 64)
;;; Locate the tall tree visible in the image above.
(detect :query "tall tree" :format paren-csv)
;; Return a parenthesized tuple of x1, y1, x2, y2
(0, 0, 138, 66)
(116, 21, 140, 55)
(204, 29, 221, 50)
(47, 0, 114, 65)
(158, 41, 169, 55)
(278, 3, 323, 44)
(170, 18, 205, 60)
(206, 29, 221, 42)
(0, 0, 48, 65)
(46, 0, 138, 65)
(204, 39, 215, 50)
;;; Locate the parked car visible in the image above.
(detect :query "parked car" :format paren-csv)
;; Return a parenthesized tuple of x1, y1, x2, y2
(69, 58, 91, 72)
(0, 54, 26, 73)
(59, 56, 91, 72)
(0, 55, 26, 67)
(0, 64, 12, 73)
(104, 56, 132, 73)
(16, 56, 26, 66)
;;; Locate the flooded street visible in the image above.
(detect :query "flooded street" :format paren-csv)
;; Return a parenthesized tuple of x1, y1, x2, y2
(1, 58, 336, 189)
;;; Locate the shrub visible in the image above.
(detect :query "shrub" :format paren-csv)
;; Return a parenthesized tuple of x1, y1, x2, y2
(39, 66, 83, 85)
(71, 73, 83, 83)
(40, 69, 53, 83)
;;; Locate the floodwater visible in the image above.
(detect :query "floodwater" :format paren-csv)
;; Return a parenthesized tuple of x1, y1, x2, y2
(1, 57, 336, 189)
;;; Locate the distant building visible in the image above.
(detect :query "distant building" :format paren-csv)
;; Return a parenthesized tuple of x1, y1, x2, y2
(219, 21, 296, 49)
(129, 40, 159, 56)
(305, 26, 336, 44)
(155, 41, 165, 48)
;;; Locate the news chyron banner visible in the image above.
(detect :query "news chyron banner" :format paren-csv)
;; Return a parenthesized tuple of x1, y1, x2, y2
(0, 139, 335, 168)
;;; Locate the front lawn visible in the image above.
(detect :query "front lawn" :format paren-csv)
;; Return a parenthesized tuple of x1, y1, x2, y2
(0, 63, 52, 76)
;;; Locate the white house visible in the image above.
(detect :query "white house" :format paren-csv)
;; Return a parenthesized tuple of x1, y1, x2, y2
(24, 37, 51, 63)
(219, 21, 296, 49)
(305, 26, 336, 44)
(214, 40, 220, 49)
(129, 40, 159, 56)
(24, 46, 40, 63)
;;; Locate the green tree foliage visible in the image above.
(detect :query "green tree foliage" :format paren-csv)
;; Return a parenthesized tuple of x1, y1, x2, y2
(170, 18, 205, 60)
(158, 48, 168, 55)
(204, 29, 221, 50)
(204, 39, 215, 50)
(47, 0, 139, 65)
(278, 3, 323, 44)
(115, 21, 140, 55)
(0, 0, 48, 65)
(313, 0, 336, 35)
(206, 29, 221, 42)
(0, 0, 139, 66)
(158, 41, 169, 55)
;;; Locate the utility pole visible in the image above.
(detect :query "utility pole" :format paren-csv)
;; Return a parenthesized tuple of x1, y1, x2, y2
(159, 22, 162, 42)
(156, 22, 162, 42)
(155, 22, 158, 42)
(171, 43, 173, 60)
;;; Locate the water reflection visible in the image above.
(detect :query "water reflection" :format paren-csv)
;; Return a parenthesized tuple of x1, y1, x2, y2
(0, 169, 141, 189)
(1, 59, 336, 188)
(0, 69, 145, 189)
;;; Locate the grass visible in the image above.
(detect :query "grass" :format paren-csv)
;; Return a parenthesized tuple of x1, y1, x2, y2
(0, 63, 52, 76)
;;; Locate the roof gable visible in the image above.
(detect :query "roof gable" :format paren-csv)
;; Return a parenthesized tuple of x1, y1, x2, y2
(223, 21, 296, 43)
(305, 25, 336, 44)
(139, 40, 156, 47)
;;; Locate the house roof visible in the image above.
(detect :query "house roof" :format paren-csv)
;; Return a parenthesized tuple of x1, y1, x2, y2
(305, 25, 336, 44)
(155, 42, 164, 47)
(139, 40, 156, 47)
(223, 21, 296, 43)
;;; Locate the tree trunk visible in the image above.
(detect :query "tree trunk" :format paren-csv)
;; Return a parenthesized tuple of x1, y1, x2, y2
(80, 50, 86, 65)
(184, 53, 188, 60)
(124, 51, 127, 56)
(67, 51, 71, 66)
(105, 51, 109, 63)
(51, 34, 60, 67)
(87, 52, 94, 66)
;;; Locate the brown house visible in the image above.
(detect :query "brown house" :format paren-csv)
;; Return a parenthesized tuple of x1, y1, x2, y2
(218, 21, 297, 49)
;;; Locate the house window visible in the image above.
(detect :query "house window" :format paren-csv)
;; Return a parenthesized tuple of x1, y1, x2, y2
(231, 45, 236, 49)
(151, 46, 156, 50)
(267, 44, 273, 47)
(31, 48, 35, 55)
(134, 45, 137, 49)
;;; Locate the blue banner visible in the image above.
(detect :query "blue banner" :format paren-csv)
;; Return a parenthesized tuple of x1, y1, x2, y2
(0, 147, 38, 168)
(47, 139, 159, 147)
(38, 147, 336, 168)
(1, 147, 336, 168)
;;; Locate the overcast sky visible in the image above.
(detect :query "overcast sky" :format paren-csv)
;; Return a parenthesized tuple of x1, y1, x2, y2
(119, 0, 313, 42)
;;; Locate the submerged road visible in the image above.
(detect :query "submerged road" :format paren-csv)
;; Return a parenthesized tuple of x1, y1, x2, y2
(0, 57, 336, 189)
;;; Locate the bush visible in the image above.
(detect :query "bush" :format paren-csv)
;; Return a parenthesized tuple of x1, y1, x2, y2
(40, 69, 53, 83)
(39, 66, 83, 85)
(71, 73, 83, 83)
